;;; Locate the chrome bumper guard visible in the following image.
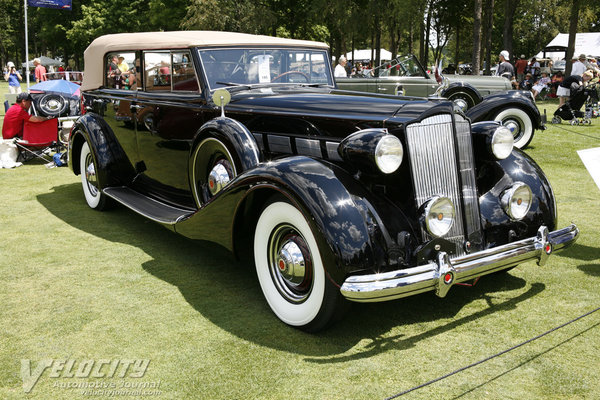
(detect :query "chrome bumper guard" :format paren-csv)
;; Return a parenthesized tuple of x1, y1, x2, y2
(340, 224, 579, 302)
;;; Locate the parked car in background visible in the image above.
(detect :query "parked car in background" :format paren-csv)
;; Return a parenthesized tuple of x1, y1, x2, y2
(337, 54, 544, 148)
(42, 71, 84, 85)
(551, 59, 566, 74)
(69, 31, 578, 331)
(536, 58, 553, 75)
(336, 54, 512, 109)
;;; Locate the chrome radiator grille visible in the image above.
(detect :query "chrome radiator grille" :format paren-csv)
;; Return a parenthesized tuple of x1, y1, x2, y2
(405, 113, 482, 257)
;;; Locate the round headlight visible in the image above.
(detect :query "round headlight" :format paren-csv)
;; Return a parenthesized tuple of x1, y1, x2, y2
(491, 126, 514, 159)
(501, 182, 532, 220)
(423, 196, 455, 237)
(375, 135, 403, 174)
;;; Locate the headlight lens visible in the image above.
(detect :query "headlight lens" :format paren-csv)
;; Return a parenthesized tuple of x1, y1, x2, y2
(491, 126, 514, 159)
(375, 135, 403, 174)
(423, 196, 455, 237)
(501, 182, 532, 220)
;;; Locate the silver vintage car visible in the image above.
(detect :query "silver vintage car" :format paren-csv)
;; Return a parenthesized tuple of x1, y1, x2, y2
(337, 54, 512, 110)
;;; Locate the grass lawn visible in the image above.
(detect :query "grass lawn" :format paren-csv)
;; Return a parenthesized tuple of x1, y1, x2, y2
(1, 82, 599, 399)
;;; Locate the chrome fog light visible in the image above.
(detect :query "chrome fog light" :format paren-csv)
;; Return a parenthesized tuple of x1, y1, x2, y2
(375, 135, 403, 174)
(423, 196, 455, 237)
(501, 182, 532, 220)
(491, 126, 514, 159)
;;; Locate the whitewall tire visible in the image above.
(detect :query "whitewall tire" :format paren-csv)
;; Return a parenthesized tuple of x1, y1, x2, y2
(494, 108, 534, 149)
(254, 201, 340, 331)
(80, 141, 108, 210)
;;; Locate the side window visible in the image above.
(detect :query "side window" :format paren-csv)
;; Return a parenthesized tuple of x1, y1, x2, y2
(172, 51, 199, 92)
(105, 52, 138, 90)
(144, 52, 171, 91)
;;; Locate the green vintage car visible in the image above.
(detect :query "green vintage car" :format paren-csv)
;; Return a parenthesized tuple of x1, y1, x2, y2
(336, 54, 512, 110)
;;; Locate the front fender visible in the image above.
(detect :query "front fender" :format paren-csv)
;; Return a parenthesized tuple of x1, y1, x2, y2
(466, 91, 544, 130)
(68, 113, 136, 188)
(478, 148, 557, 247)
(175, 156, 406, 285)
(440, 82, 483, 104)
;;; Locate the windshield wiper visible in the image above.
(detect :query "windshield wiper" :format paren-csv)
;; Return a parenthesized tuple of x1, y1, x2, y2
(215, 82, 253, 92)
(299, 83, 331, 88)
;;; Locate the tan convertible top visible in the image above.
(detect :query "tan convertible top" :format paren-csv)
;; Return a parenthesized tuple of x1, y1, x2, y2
(81, 31, 330, 91)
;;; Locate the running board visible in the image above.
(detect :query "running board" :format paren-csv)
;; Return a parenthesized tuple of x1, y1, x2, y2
(103, 186, 194, 225)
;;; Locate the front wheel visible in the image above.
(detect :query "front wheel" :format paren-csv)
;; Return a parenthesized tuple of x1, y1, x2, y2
(79, 141, 110, 210)
(447, 91, 477, 111)
(254, 201, 343, 332)
(494, 108, 534, 149)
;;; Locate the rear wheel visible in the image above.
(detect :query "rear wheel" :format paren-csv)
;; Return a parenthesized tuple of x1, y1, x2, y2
(80, 141, 110, 210)
(254, 201, 343, 332)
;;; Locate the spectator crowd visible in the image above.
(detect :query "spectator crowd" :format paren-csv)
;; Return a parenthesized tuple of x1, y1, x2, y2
(504, 52, 600, 100)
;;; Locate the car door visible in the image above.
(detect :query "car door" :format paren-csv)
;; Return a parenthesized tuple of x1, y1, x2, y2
(90, 51, 140, 180)
(133, 50, 204, 207)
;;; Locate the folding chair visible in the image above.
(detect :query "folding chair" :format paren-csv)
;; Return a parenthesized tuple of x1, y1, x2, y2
(14, 118, 61, 163)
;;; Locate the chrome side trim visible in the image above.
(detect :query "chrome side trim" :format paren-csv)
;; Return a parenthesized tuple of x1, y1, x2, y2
(340, 224, 579, 302)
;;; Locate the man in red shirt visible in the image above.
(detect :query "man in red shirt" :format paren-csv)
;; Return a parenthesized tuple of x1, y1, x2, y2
(34, 58, 47, 83)
(514, 54, 528, 84)
(2, 93, 51, 139)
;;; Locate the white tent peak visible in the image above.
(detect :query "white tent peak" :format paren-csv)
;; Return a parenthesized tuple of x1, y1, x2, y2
(345, 49, 392, 62)
(536, 32, 600, 60)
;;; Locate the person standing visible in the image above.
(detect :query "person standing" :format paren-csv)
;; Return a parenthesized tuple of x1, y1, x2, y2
(496, 50, 514, 79)
(1, 92, 52, 140)
(33, 58, 47, 83)
(527, 57, 540, 78)
(334, 56, 348, 78)
(514, 55, 528, 83)
(557, 70, 593, 107)
(571, 54, 587, 76)
(3, 62, 22, 94)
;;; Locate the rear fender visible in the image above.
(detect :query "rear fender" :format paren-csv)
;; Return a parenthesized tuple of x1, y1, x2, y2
(68, 113, 135, 188)
(190, 117, 261, 173)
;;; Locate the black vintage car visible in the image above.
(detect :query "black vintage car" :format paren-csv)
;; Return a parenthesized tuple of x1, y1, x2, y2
(69, 31, 578, 332)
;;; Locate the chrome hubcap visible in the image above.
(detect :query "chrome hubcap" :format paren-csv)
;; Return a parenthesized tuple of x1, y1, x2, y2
(504, 119, 522, 138)
(453, 98, 469, 112)
(84, 154, 98, 196)
(268, 225, 313, 303)
(208, 161, 232, 196)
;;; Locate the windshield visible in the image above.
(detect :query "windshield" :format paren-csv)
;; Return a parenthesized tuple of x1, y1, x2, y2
(198, 48, 333, 90)
(374, 55, 428, 78)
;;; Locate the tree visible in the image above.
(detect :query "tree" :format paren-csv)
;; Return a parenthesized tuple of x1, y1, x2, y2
(565, 0, 582, 76)
(472, 0, 482, 75)
(482, 0, 495, 75)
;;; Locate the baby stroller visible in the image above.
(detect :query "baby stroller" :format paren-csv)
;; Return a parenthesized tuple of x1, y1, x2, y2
(551, 82, 599, 125)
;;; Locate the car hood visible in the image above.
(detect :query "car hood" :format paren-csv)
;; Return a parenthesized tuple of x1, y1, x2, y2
(225, 87, 444, 123)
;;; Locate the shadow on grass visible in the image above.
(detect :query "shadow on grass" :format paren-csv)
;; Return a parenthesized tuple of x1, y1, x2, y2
(578, 264, 600, 277)
(556, 243, 600, 262)
(39, 183, 545, 360)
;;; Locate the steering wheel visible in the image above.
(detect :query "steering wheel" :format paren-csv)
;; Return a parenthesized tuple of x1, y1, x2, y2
(272, 71, 310, 83)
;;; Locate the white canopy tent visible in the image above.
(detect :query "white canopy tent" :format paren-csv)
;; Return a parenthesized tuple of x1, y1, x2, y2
(536, 32, 600, 60)
(345, 49, 392, 62)
(21, 55, 64, 68)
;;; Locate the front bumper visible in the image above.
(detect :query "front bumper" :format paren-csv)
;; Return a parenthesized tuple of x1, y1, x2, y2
(340, 224, 578, 302)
